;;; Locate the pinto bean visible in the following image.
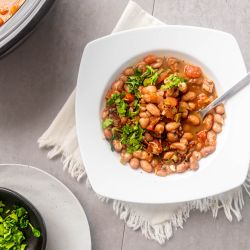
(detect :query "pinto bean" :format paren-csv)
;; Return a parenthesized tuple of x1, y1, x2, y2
(187, 114, 200, 126)
(151, 158, 159, 168)
(147, 117, 160, 131)
(112, 80, 124, 92)
(141, 85, 157, 94)
(129, 158, 140, 169)
(112, 140, 122, 152)
(120, 117, 128, 125)
(139, 112, 151, 118)
(140, 160, 153, 173)
(103, 129, 112, 139)
(178, 82, 188, 93)
(120, 150, 132, 163)
(167, 57, 179, 72)
(176, 162, 190, 173)
(146, 104, 161, 116)
(182, 91, 197, 101)
(143, 93, 163, 104)
(124, 67, 134, 76)
(214, 114, 224, 125)
(180, 138, 188, 145)
(119, 74, 128, 83)
(148, 140, 163, 155)
(207, 130, 217, 146)
(182, 132, 193, 141)
(212, 122, 222, 133)
(188, 78, 203, 85)
(192, 151, 202, 161)
(188, 102, 196, 111)
(200, 146, 215, 157)
(195, 142, 203, 151)
(144, 55, 157, 64)
(165, 122, 180, 132)
(156, 169, 168, 177)
(139, 151, 152, 162)
(189, 155, 199, 170)
(184, 65, 202, 78)
(167, 133, 179, 142)
(164, 97, 178, 107)
(163, 151, 175, 160)
(102, 109, 109, 119)
(133, 150, 142, 159)
(151, 58, 163, 69)
(155, 122, 165, 134)
(170, 142, 187, 151)
(182, 110, 189, 118)
(144, 132, 153, 142)
(215, 104, 225, 115)
(203, 114, 214, 130)
(135, 61, 147, 72)
(139, 117, 150, 129)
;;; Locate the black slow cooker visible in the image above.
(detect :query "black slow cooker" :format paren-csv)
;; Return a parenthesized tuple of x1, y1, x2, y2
(0, 0, 55, 57)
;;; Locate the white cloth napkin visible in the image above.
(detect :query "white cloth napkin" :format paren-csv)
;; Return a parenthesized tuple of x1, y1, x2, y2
(38, 1, 250, 244)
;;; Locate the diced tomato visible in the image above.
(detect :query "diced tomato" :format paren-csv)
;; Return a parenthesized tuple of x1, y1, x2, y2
(197, 130, 207, 144)
(123, 93, 134, 102)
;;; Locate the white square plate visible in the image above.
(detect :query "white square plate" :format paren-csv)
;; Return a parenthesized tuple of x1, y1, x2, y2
(76, 26, 250, 204)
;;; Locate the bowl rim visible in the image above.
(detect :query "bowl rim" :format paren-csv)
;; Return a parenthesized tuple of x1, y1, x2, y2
(0, 187, 47, 249)
(76, 25, 249, 204)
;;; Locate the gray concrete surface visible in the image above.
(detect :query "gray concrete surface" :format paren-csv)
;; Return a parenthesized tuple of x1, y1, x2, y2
(0, 0, 249, 249)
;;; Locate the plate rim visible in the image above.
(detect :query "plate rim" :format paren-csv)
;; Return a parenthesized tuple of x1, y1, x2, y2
(0, 163, 92, 249)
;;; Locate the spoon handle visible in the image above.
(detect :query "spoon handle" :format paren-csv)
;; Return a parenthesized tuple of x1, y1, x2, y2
(201, 72, 250, 116)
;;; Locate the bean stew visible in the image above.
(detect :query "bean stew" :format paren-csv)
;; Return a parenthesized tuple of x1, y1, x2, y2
(101, 55, 225, 176)
(0, 0, 26, 26)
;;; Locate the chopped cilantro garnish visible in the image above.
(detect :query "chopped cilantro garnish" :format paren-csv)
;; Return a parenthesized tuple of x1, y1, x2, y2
(107, 93, 128, 117)
(128, 99, 140, 117)
(125, 66, 159, 95)
(0, 201, 41, 250)
(106, 93, 120, 106)
(161, 74, 186, 90)
(142, 66, 159, 86)
(121, 122, 144, 153)
(102, 118, 113, 129)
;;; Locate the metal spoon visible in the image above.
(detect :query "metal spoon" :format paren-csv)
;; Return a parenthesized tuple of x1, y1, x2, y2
(198, 72, 250, 119)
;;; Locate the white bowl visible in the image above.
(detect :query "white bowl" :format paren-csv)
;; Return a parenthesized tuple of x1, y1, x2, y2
(76, 26, 250, 204)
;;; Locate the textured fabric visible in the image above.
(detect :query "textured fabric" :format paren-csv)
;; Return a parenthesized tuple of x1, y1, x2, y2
(38, 1, 249, 244)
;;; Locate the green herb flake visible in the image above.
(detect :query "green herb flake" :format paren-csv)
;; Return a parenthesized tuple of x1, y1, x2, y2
(128, 99, 140, 118)
(0, 201, 41, 250)
(106, 93, 128, 117)
(102, 118, 113, 129)
(121, 122, 144, 153)
(142, 66, 159, 87)
(161, 74, 186, 90)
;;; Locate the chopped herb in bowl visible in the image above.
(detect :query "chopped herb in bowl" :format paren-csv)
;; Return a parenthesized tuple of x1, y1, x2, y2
(0, 201, 41, 250)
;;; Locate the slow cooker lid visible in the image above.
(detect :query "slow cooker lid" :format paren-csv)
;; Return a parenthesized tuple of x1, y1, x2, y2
(0, 0, 51, 50)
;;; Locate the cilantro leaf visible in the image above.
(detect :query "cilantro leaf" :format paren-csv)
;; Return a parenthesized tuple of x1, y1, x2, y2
(107, 93, 128, 117)
(128, 99, 140, 117)
(121, 122, 144, 153)
(161, 74, 186, 90)
(0, 201, 41, 250)
(102, 119, 113, 129)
